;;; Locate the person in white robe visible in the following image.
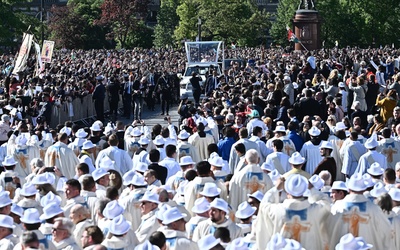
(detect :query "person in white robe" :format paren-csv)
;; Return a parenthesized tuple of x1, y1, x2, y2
(0, 156, 24, 199)
(68, 128, 88, 157)
(79, 175, 97, 222)
(125, 127, 142, 158)
(377, 128, 400, 170)
(246, 110, 268, 137)
(88, 122, 107, 162)
(249, 126, 271, 163)
(266, 126, 296, 157)
(132, 136, 150, 170)
(185, 197, 210, 240)
(329, 173, 392, 249)
(44, 133, 79, 180)
(158, 144, 180, 181)
(188, 123, 214, 161)
(341, 132, 367, 179)
(235, 202, 256, 236)
(300, 126, 323, 174)
(0, 214, 17, 250)
(92, 168, 110, 199)
(265, 139, 291, 174)
(328, 122, 347, 181)
(229, 149, 273, 211)
(158, 207, 199, 250)
(135, 191, 160, 244)
(69, 204, 93, 249)
(102, 215, 133, 250)
(192, 198, 242, 242)
(354, 136, 387, 175)
(176, 130, 200, 163)
(17, 183, 42, 213)
(63, 179, 87, 218)
(229, 128, 261, 174)
(256, 174, 331, 250)
(389, 188, 400, 215)
(78, 141, 96, 173)
(166, 156, 194, 191)
(12, 134, 36, 179)
(184, 161, 227, 216)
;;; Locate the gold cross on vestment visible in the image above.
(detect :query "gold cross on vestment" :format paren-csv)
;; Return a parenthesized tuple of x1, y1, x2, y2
(342, 206, 370, 237)
(283, 216, 311, 242)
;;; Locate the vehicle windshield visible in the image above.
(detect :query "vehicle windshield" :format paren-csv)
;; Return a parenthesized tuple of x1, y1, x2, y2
(184, 66, 218, 77)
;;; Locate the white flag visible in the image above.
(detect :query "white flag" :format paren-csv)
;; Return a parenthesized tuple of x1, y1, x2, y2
(34, 42, 44, 77)
(12, 33, 33, 74)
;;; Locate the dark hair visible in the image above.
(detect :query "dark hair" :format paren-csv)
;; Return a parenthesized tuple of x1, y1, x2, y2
(165, 144, 177, 158)
(196, 161, 211, 176)
(376, 193, 393, 214)
(214, 227, 231, 243)
(106, 187, 119, 201)
(76, 163, 89, 174)
(272, 139, 284, 151)
(149, 149, 160, 162)
(288, 121, 298, 131)
(224, 127, 236, 137)
(66, 179, 81, 192)
(207, 143, 218, 156)
(81, 175, 95, 191)
(185, 169, 198, 181)
(384, 168, 396, 183)
(85, 226, 104, 244)
(149, 231, 166, 249)
(374, 114, 384, 124)
(252, 126, 262, 136)
(239, 127, 248, 138)
(234, 143, 246, 155)
(382, 128, 391, 138)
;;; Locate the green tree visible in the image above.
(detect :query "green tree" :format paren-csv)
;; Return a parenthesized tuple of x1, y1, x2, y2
(174, 0, 199, 43)
(270, 0, 298, 46)
(126, 21, 154, 48)
(154, 0, 180, 48)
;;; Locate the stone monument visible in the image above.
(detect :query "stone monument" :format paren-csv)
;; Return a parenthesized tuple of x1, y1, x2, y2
(292, 0, 321, 51)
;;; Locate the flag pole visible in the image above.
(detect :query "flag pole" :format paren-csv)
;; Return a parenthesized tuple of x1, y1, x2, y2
(298, 40, 309, 52)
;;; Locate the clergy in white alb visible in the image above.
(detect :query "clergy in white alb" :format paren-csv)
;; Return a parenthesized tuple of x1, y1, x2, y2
(341, 132, 367, 178)
(354, 136, 387, 175)
(300, 126, 323, 174)
(265, 139, 291, 174)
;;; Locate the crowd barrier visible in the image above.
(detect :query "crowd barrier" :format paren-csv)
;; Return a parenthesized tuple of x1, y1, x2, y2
(50, 94, 110, 128)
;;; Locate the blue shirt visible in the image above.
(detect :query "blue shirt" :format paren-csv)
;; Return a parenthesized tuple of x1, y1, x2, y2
(288, 130, 304, 152)
(217, 137, 236, 161)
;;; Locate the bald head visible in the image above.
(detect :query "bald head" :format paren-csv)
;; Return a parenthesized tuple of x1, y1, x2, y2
(70, 204, 90, 224)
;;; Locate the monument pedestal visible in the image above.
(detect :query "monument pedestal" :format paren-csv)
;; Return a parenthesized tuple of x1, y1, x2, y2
(292, 10, 321, 51)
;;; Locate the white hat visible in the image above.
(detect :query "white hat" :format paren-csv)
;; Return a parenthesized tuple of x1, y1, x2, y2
(31, 172, 55, 185)
(10, 204, 23, 217)
(0, 191, 12, 207)
(110, 214, 131, 235)
(247, 190, 264, 203)
(82, 140, 96, 150)
(75, 128, 88, 138)
(355, 237, 373, 250)
(19, 183, 37, 196)
(155, 204, 171, 221)
(364, 136, 378, 149)
(0, 215, 15, 229)
(308, 126, 321, 136)
(15, 134, 28, 147)
(130, 174, 147, 186)
(179, 156, 195, 166)
(362, 174, 374, 188)
(2, 155, 17, 166)
(140, 191, 160, 204)
(338, 82, 345, 88)
(284, 174, 308, 197)
(92, 168, 109, 181)
(60, 126, 72, 136)
(274, 126, 286, 133)
(208, 156, 224, 167)
(389, 188, 400, 202)
(320, 141, 333, 150)
(99, 156, 115, 171)
(153, 135, 165, 145)
(103, 123, 115, 136)
(103, 200, 124, 219)
(268, 169, 281, 185)
(200, 183, 221, 197)
(196, 117, 208, 127)
(293, 82, 299, 89)
(335, 233, 366, 250)
(288, 152, 305, 165)
(138, 136, 150, 145)
(178, 130, 190, 140)
(283, 239, 303, 250)
(130, 127, 142, 137)
(40, 192, 62, 207)
(330, 181, 348, 192)
(40, 202, 64, 220)
(266, 233, 287, 250)
(122, 170, 136, 186)
(367, 162, 384, 176)
(135, 162, 148, 173)
(93, 120, 104, 129)
(135, 241, 160, 250)
(162, 207, 187, 225)
(335, 122, 347, 131)
(20, 208, 41, 224)
(192, 197, 210, 214)
(370, 182, 388, 198)
(347, 173, 368, 191)
(261, 162, 275, 172)
(309, 175, 324, 190)
(197, 234, 221, 250)
(210, 198, 229, 214)
(235, 202, 256, 219)
(226, 238, 249, 250)
(90, 123, 102, 132)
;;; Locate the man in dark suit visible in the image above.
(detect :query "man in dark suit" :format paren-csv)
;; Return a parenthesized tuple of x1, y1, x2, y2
(205, 70, 219, 96)
(147, 149, 168, 184)
(132, 75, 147, 121)
(92, 75, 106, 122)
(298, 89, 319, 121)
(156, 71, 171, 116)
(122, 74, 132, 118)
(146, 67, 156, 111)
(106, 76, 120, 122)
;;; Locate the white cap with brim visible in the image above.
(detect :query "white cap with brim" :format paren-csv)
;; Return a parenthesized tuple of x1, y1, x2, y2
(134, 241, 160, 250)
(210, 198, 229, 214)
(199, 183, 221, 197)
(140, 191, 160, 204)
(92, 168, 109, 181)
(10, 204, 23, 217)
(370, 182, 388, 198)
(197, 234, 221, 250)
(82, 140, 96, 150)
(19, 183, 37, 197)
(110, 214, 131, 235)
(266, 233, 287, 250)
(178, 130, 190, 140)
(284, 174, 308, 197)
(288, 152, 305, 165)
(162, 207, 187, 225)
(330, 181, 348, 192)
(308, 126, 321, 136)
(138, 136, 150, 145)
(389, 188, 400, 202)
(367, 162, 384, 176)
(226, 238, 250, 250)
(364, 136, 379, 149)
(192, 197, 210, 214)
(20, 208, 41, 224)
(40, 192, 62, 207)
(103, 200, 124, 219)
(179, 156, 195, 166)
(247, 190, 264, 203)
(235, 202, 256, 219)
(135, 162, 148, 173)
(261, 162, 275, 171)
(347, 173, 368, 191)
(0, 191, 12, 208)
(153, 135, 165, 145)
(274, 126, 286, 133)
(208, 157, 224, 167)
(309, 175, 324, 190)
(40, 202, 64, 220)
(0, 215, 15, 229)
(75, 128, 88, 138)
(320, 141, 333, 150)
(2, 155, 18, 166)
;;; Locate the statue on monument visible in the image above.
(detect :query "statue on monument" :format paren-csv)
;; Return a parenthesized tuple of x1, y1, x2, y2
(298, 0, 316, 10)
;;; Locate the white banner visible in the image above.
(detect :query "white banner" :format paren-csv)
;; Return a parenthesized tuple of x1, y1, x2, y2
(12, 33, 33, 74)
(34, 42, 44, 77)
(41, 40, 55, 63)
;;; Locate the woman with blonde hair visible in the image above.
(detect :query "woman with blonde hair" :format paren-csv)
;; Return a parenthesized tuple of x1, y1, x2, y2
(376, 89, 398, 123)
(326, 115, 337, 133)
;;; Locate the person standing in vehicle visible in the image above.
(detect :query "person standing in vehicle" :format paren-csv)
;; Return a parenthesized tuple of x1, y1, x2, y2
(190, 72, 202, 106)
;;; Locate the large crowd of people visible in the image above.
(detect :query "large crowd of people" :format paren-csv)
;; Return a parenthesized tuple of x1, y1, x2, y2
(0, 45, 400, 249)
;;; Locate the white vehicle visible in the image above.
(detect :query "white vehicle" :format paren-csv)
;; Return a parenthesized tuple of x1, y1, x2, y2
(179, 41, 224, 102)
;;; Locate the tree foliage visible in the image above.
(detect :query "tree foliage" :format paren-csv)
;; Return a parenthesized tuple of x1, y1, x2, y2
(272, 0, 400, 48)
(153, 0, 180, 48)
(126, 21, 154, 48)
(96, 0, 150, 48)
(174, 0, 271, 46)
